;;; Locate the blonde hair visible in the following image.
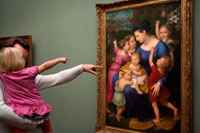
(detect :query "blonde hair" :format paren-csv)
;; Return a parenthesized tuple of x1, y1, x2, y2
(121, 66, 132, 76)
(160, 55, 171, 72)
(0, 47, 25, 73)
(131, 52, 141, 60)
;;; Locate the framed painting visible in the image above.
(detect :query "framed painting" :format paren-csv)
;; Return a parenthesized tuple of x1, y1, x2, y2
(0, 35, 32, 67)
(96, 0, 193, 133)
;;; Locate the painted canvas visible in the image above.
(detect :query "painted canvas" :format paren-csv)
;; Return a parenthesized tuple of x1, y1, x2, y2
(96, 0, 193, 132)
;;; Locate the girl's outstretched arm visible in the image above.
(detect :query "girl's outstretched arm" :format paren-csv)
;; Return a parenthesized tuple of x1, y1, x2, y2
(38, 57, 68, 73)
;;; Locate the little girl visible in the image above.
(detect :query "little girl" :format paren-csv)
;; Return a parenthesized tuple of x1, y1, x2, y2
(129, 52, 148, 94)
(113, 67, 133, 122)
(148, 47, 178, 123)
(0, 47, 68, 132)
(106, 36, 131, 113)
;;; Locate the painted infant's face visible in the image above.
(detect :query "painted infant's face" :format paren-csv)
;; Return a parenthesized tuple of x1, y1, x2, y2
(131, 55, 140, 66)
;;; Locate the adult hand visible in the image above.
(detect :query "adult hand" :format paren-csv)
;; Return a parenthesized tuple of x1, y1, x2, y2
(82, 64, 102, 75)
(151, 82, 161, 97)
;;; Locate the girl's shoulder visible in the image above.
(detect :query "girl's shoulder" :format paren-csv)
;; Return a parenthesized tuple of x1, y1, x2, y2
(17, 66, 38, 76)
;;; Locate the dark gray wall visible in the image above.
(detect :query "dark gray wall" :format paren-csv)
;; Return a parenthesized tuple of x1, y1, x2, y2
(0, 0, 199, 132)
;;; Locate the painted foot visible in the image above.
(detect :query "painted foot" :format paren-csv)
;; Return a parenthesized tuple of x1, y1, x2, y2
(106, 108, 111, 114)
(116, 115, 121, 122)
(152, 118, 160, 123)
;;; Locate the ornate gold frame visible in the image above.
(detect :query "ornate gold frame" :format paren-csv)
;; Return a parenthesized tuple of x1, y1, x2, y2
(95, 0, 193, 133)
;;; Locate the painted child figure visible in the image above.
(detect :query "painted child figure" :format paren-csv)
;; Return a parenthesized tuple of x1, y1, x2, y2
(129, 52, 148, 94)
(127, 35, 137, 56)
(113, 67, 133, 122)
(155, 20, 175, 70)
(106, 37, 131, 113)
(0, 47, 68, 132)
(155, 20, 176, 51)
(148, 47, 178, 123)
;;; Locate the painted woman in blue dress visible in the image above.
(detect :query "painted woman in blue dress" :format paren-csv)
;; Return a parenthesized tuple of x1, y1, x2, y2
(112, 20, 170, 122)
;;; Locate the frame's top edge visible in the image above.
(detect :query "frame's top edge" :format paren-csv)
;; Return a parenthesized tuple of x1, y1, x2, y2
(96, 0, 180, 9)
(96, 0, 142, 8)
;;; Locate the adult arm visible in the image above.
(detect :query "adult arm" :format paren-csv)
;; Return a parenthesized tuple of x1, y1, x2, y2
(35, 64, 84, 90)
(36, 64, 102, 90)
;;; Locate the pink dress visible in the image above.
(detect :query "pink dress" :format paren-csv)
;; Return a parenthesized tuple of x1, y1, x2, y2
(107, 47, 131, 103)
(0, 66, 51, 117)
